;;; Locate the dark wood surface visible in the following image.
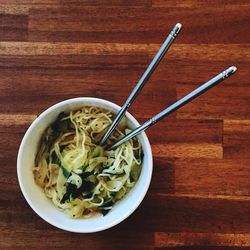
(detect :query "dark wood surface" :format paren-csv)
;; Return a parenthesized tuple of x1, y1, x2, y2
(0, 0, 250, 249)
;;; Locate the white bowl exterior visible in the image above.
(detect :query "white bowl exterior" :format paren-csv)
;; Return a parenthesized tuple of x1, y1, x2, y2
(17, 97, 153, 233)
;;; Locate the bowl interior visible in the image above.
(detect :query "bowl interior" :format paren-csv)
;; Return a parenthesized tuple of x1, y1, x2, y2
(17, 98, 153, 233)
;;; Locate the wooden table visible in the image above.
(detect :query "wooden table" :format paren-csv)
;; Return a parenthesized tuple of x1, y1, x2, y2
(0, 1, 249, 249)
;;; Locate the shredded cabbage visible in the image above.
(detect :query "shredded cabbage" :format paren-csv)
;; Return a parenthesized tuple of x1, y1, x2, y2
(33, 106, 143, 218)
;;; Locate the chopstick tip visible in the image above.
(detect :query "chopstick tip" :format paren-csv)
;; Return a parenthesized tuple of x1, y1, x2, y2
(224, 66, 237, 78)
(176, 23, 182, 29)
(230, 66, 237, 73)
(173, 23, 182, 35)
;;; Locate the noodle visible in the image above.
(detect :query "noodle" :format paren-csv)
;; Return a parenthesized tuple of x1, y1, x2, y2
(33, 106, 143, 218)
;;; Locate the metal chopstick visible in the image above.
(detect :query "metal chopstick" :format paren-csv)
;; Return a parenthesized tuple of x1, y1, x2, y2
(108, 66, 237, 150)
(100, 23, 182, 145)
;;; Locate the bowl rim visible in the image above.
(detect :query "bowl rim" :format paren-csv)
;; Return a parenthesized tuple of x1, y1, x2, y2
(17, 97, 153, 233)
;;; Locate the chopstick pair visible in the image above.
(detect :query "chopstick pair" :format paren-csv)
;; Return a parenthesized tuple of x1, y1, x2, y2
(100, 23, 237, 150)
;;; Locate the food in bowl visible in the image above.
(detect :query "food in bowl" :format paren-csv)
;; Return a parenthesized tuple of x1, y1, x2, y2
(33, 106, 143, 218)
(17, 97, 152, 232)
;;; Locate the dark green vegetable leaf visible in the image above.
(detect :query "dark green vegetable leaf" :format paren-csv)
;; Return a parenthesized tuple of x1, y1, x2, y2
(50, 112, 73, 142)
(61, 183, 77, 203)
(101, 200, 114, 208)
(101, 209, 110, 216)
(100, 200, 114, 216)
(60, 179, 95, 203)
(80, 171, 93, 179)
(61, 165, 70, 179)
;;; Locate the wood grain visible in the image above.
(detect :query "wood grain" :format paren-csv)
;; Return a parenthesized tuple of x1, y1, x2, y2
(155, 232, 250, 247)
(0, 14, 28, 41)
(28, 5, 250, 43)
(0, 0, 249, 249)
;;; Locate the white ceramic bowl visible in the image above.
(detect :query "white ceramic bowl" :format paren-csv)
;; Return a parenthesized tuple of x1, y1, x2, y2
(17, 97, 153, 233)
